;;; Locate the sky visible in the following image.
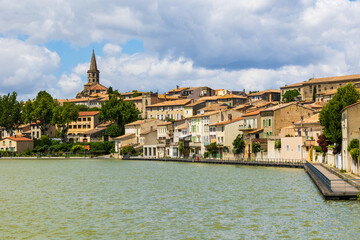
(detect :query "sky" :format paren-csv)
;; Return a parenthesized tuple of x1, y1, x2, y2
(0, 0, 360, 100)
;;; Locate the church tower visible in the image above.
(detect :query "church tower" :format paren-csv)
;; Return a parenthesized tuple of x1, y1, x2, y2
(87, 50, 100, 85)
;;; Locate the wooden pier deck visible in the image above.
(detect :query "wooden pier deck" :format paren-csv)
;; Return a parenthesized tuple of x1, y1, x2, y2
(305, 162, 359, 200)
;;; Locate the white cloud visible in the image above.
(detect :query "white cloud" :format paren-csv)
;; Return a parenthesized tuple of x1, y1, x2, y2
(0, 38, 59, 99)
(2, 0, 360, 99)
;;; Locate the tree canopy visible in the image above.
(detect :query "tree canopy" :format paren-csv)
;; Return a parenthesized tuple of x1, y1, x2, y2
(232, 134, 245, 155)
(0, 92, 22, 135)
(105, 124, 122, 138)
(99, 95, 140, 134)
(282, 89, 300, 103)
(52, 102, 79, 141)
(30, 91, 58, 134)
(319, 83, 360, 152)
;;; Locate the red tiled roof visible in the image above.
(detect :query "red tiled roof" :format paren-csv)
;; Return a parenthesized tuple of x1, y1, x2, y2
(5, 136, 33, 142)
(210, 117, 243, 126)
(79, 111, 99, 116)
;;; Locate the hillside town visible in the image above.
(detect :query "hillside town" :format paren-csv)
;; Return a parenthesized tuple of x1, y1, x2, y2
(1, 51, 360, 175)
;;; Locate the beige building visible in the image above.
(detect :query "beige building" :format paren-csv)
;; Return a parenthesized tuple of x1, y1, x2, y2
(217, 94, 247, 107)
(184, 101, 206, 118)
(341, 101, 360, 174)
(156, 122, 173, 158)
(146, 99, 192, 120)
(209, 117, 243, 158)
(281, 74, 360, 102)
(247, 89, 281, 102)
(260, 102, 315, 137)
(142, 130, 158, 158)
(1, 136, 33, 153)
(67, 111, 100, 142)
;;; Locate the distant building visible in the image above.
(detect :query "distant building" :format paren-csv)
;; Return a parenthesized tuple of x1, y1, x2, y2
(76, 50, 108, 98)
(1, 136, 33, 153)
(281, 74, 360, 102)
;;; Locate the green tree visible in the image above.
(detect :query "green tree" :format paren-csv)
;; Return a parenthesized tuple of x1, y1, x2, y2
(31, 91, 58, 135)
(120, 145, 136, 155)
(52, 102, 79, 142)
(72, 144, 84, 153)
(312, 86, 317, 102)
(132, 90, 141, 97)
(22, 100, 34, 124)
(205, 142, 219, 156)
(319, 83, 360, 152)
(232, 134, 245, 155)
(282, 89, 300, 103)
(348, 139, 359, 161)
(275, 140, 281, 149)
(252, 142, 262, 155)
(107, 86, 113, 94)
(0, 92, 23, 136)
(99, 95, 140, 134)
(105, 124, 122, 138)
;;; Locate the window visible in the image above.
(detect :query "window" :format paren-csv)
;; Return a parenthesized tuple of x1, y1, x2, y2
(83, 118, 86, 121)
(78, 125, 82, 129)
(268, 119, 271, 127)
(2, 141, 4, 146)
(298, 145, 301, 152)
(88, 125, 90, 129)
(309, 86, 312, 93)
(287, 145, 289, 152)
(78, 118, 81, 121)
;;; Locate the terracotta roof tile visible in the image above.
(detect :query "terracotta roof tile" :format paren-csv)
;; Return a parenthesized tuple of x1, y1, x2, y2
(79, 111, 99, 116)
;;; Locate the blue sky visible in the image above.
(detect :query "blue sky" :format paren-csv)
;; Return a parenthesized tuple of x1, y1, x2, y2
(1, 0, 360, 99)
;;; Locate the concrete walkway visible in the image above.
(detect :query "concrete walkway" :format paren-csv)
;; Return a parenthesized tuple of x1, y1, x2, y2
(314, 164, 359, 195)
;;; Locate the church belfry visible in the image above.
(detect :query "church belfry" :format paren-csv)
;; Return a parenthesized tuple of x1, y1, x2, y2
(87, 50, 100, 84)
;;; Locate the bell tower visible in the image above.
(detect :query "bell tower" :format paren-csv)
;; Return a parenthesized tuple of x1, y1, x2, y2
(87, 50, 100, 85)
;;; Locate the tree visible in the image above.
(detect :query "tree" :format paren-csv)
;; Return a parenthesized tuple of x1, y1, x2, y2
(120, 145, 136, 155)
(132, 90, 141, 97)
(317, 134, 329, 154)
(52, 102, 79, 142)
(282, 89, 300, 103)
(232, 134, 245, 155)
(105, 124, 122, 138)
(275, 140, 281, 149)
(99, 95, 140, 134)
(319, 83, 360, 152)
(31, 91, 58, 135)
(252, 142, 262, 155)
(107, 86, 113, 94)
(312, 86, 317, 102)
(348, 139, 359, 162)
(22, 100, 34, 124)
(0, 92, 23, 136)
(205, 142, 219, 156)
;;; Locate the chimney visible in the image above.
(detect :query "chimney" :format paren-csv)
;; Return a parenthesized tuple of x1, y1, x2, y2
(176, 85, 179, 89)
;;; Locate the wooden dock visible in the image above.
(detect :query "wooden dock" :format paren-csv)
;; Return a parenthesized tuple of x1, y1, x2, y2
(304, 162, 359, 200)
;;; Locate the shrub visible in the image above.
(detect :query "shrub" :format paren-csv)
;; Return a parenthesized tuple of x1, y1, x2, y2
(275, 140, 281, 149)
(350, 148, 359, 162)
(120, 145, 136, 155)
(72, 145, 84, 153)
(252, 142, 262, 154)
(348, 139, 359, 152)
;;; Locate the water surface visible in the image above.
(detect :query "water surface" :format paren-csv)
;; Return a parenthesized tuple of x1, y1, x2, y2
(0, 159, 359, 239)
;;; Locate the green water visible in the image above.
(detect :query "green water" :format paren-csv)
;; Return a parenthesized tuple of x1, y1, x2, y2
(0, 159, 359, 239)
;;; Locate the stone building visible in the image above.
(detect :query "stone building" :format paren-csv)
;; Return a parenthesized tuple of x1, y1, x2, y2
(76, 50, 108, 98)
(280, 74, 360, 102)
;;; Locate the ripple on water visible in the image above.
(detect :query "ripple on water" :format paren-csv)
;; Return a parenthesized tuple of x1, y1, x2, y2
(1, 160, 360, 239)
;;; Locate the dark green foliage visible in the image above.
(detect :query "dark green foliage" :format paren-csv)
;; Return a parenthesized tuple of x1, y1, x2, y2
(132, 90, 141, 97)
(72, 145, 84, 153)
(275, 140, 281, 149)
(314, 146, 323, 153)
(52, 102, 79, 142)
(99, 95, 140, 134)
(312, 86, 317, 102)
(107, 86, 113, 94)
(350, 149, 359, 162)
(319, 83, 360, 148)
(282, 89, 300, 103)
(0, 92, 23, 135)
(232, 134, 245, 154)
(204, 152, 209, 158)
(348, 139, 359, 152)
(75, 104, 89, 112)
(105, 124, 122, 138)
(31, 91, 58, 134)
(252, 142, 262, 154)
(120, 145, 136, 155)
(205, 142, 219, 155)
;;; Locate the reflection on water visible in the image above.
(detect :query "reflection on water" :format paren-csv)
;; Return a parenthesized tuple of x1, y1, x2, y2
(0, 159, 359, 239)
